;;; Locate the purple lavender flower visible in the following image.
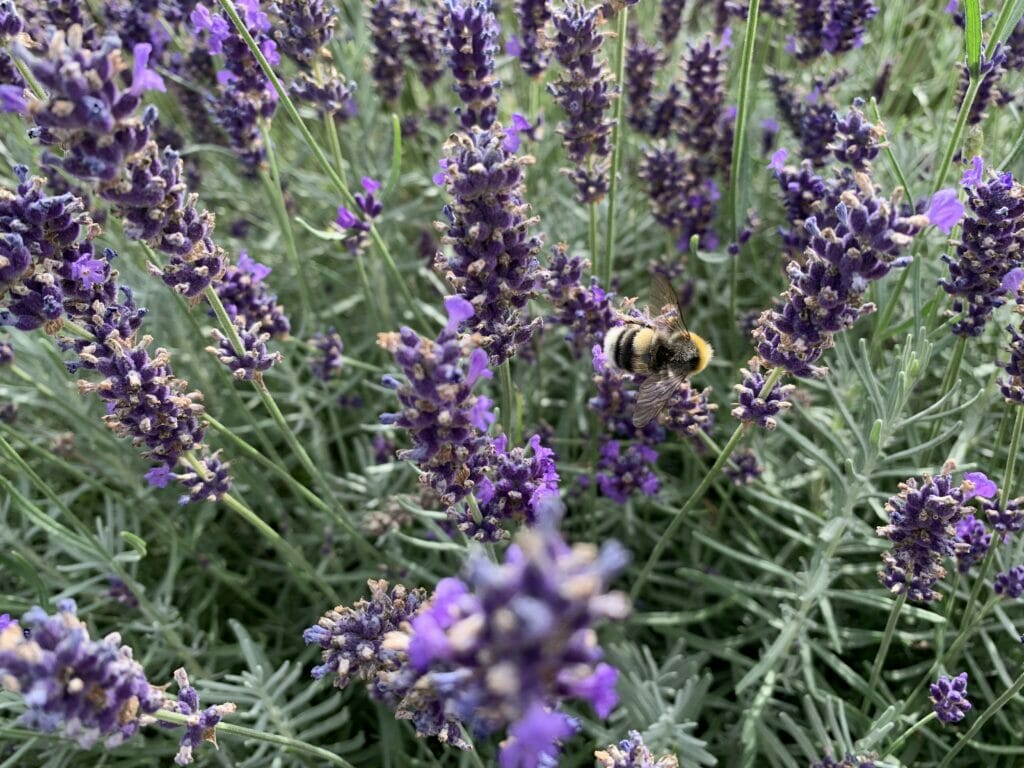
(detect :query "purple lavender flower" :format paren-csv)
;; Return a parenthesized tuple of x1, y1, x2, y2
(931, 672, 972, 723)
(956, 43, 1008, 127)
(0, 599, 164, 747)
(995, 565, 1024, 599)
(589, 343, 661, 443)
(927, 189, 965, 235)
(174, 450, 233, 505)
(1001, 296, 1024, 404)
(625, 33, 666, 135)
(725, 449, 762, 486)
(379, 296, 495, 511)
(545, 245, 615, 355)
(877, 469, 972, 603)
(106, 577, 139, 609)
(514, 0, 552, 77)
(207, 318, 282, 380)
(437, 127, 545, 363)
(791, 0, 825, 59)
(941, 166, 1024, 338)
(755, 164, 928, 379)
(336, 176, 383, 254)
(0, 337, 12, 366)
(10, 31, 227, 298)
(678, 34, 730, 168)
(446, 0, 501, 130)
(165, 668, 237, 765)
(192, 2, 280, 168)
(289, 73, 356, 116)
(595, 440, 660, 503)
(308, 329, 344, 380)
(829, 98, 884, 171)
(822, 0, 878, 54)
(304, 579, 428, 687)
(271, 0, 335, 65)
(658, 0, 688, 46)
(463, 433, 560, 540)
(661, 381, 717, 450)
(638, 147, 720, 248)
(0, 613, 15, 630)
(732, 362, 796, 428)
(548, 2, 616, 203)
(100, 1, 171, 58)
(402, 2, 446, 87)
(215, 252, 290, 339)
(368, 0, 405, 104)
(401, 520, 630, 765)
(982, 495, 1024, 535)
(596, 731, 680, 768)
(769, 70, 848, 166)
(954, 514, 991, 573)
(0, 0, 22, 39)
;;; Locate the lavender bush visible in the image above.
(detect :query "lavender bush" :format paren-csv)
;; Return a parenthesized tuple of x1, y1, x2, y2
(2, 1, 1024, 766)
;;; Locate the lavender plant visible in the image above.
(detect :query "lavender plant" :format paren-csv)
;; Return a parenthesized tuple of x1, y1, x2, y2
(4, 2, 1024, 767)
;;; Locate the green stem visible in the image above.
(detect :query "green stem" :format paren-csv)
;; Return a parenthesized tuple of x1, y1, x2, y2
(937, 668, 1024, 768)
(728, 0, 761, 321)
(151, 710, 356, 768)
(630, 368, 783, 598)
(499, 360, 521, 446)
(863, 591, 907, 710)
(216, 0, 426, 331)
(959, 407, 1023, 629)
(260, 128, 314, 333)
(213, 484, 338, 603)
(881, 712, 939, 759)
(601, 5, 629, 288)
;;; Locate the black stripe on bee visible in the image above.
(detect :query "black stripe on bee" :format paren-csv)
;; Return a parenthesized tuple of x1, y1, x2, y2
(616, 327, 639, 372)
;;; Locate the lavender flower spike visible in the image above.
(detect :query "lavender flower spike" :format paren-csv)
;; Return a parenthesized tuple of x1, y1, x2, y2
(931, 672, 972, 723)
(165, 668, 237, 765)
(548, 1, 616, 203)
(0, 599, 164, 747)
(596, 730, 680, 768)
(437, 127, 545, 363)
(514, 0, 553, 77)
(446, 0, 501, 130)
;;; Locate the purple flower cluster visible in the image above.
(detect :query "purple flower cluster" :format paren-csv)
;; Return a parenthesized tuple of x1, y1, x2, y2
(6, 29, 227, 299)
(662, 381, 718, 450)
(368, 0, 405, 104)
(270, 0, 334, 64)
(1, 168, 224, 499)
(215, 252, 290, 339)
(544, 244, 616, 356)
(596, 730, 680, 768)
(755, 135, 929, 379)
(548, 2, 616, 203)
(931, 672, 972, 723)
(446, 0, 501, 130)
(0, 599, 164, 747)
(512, 0, 552, 77)
(100, 0, 171, 58)
(305, 579, 428, 688)
(402, 1, 446, 88)
(787, 0, 877, 60)
(725, 448, 762, 486)
(943, 157, 1024, 338)
(337, 177, 384, 255)
(595, 440, 660, 503)
(956, 44, 1008, 127)
(404, 522, 630, 765)
(463, 433, 560, 540)
(308, 329, 344, 381)
(379, 296, 495, 511)
(768, 70, 848, 166)
(877, 469, 979, 603)
(954, 514, 991, 573)
(625, 34, 667, 135)
(164, 668, 237, 765)
(637, 32, 731, 249)
(983, 494, 1024, 534)
(437, 127, 545, 363)
(207, 317, 282, 380)
(995, 565, 1024, 599)
(191, 1, 280, 169)
(732, 361, 796, 428)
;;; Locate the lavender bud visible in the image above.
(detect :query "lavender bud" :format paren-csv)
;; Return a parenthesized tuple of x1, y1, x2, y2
(596, 730, 680, 768)
(206, 317, 283, 380)
(164, 667, 237, 765)
(446, 0, 501, 130)
(930, 672, 972, 723)
(513, 0, 553, 77)
(368, 0, 405, 104)
(732, 362, 795, 429)
(271, 0, 336, 65)
(995, 565, 1024, 599)
(308, 329, 344, 380)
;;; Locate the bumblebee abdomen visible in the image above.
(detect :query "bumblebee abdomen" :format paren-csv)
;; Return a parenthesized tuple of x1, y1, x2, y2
(604, 326, 656, 373)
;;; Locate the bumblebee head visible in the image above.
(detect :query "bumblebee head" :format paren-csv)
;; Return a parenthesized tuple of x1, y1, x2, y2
(688, 332, 714, 375)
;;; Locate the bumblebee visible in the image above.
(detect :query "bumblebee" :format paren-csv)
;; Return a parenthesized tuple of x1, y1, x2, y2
(603, 274, 714, 428)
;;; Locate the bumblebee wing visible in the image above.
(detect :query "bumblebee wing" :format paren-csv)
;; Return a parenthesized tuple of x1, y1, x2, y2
(650, 272, 689, 337)
(633, 373, 680, 428)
